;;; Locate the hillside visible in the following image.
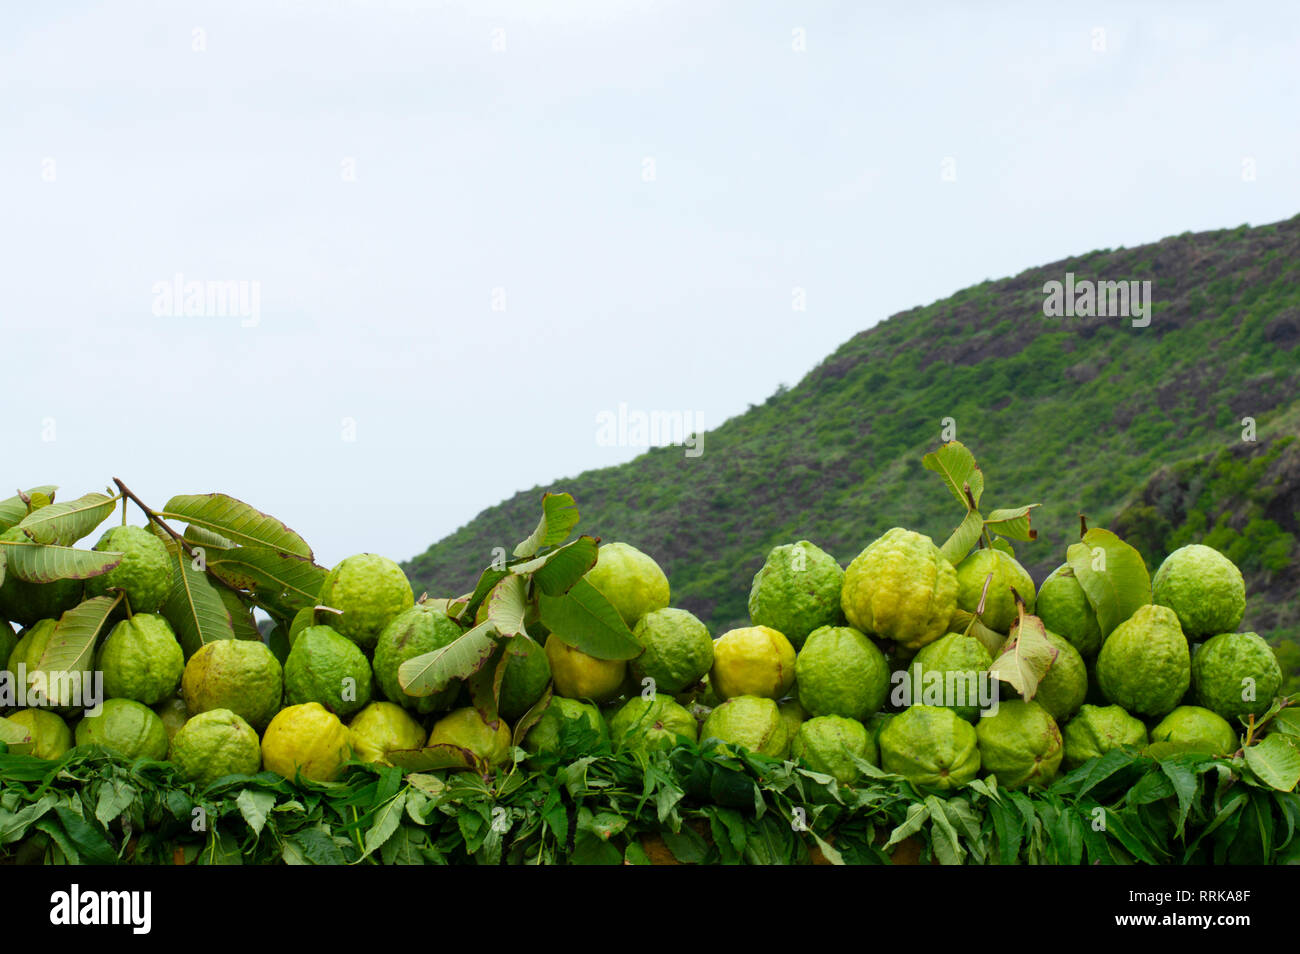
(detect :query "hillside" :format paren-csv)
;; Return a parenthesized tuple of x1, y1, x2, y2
(405, 215, 1300, 651)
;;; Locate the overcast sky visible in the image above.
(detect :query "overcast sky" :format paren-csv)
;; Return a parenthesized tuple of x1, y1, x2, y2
(3, 0, 1298, 569)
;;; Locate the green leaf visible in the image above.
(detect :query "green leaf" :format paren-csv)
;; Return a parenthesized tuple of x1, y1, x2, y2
(513, 492, 580, 558)
(0, 486, 58, 531)
(536, 577, 641, 661)
(984, 505, 1040, 542)
(14, 492, 116, 546)
(360, 791, 408, 860)
(236, 788, 277, 836)
(398, 621, 500, 697)
(216, 587, 263, 642)
(511, 684, 553, 748)
(486, 574, 528, 637)
(204, 547, 328, 617)
(0, 539, 122, 583)
(1158, 759, 1199, 836)
(460, 567, 510, 622)
(159, 494, 312, 559)
(922, 441, 984, 509)
(385, 743, 480, 772)
(468, 643, 507, 728)
(0, 716, 35, 755)
(518, 536, 601, 597)
(32, 596, 121, 703)
(160, 541, 237, 657)
(1244, 735, 1300, 792)
(987, 613, 1057, 700)
(1066, 529, 1152, 639)
(939, 510, 985, 566)
(1269, 708, 1300, 738)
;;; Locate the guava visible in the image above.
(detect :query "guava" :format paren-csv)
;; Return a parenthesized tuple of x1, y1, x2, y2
(153, 696, 190, 741)
(85, 525, 172, 614)
(170, 708, 262, 785)
(609, 693, 698, 754)
(1061, 704, 1147, 769)
(905, 631, 993, 721)
(1036, 564, 1103, 657)
(795, 625, 888, 720)
(779, 697, 807, 742)
(498, 634, 551, 722)
(5, 708, 71, 760)
(261, 702, 351, 782)
(7, 619, 69, 706)
(546, 634, 626, 703)
(630, 607, 713, 695)
(426, 706, 512, 769)
(584, 542, 670, 627)
(318, 553, 414, 651)
(283, 625, 372, 718)
(710, 625, 796, 700)
(0, 620, 16, 674)
(348, 701, 427, 765)
(954, 548, 1035, 633)
(96, 614, 185, 705)
(878, 705, 979, 790)
(0, 529, 84, 627)
(1096, 604, 1190, 718)
(523, 696, 607, 757)
(373, 603, 463, 714)
(700, 695, 789, 758)
(1149, 705, 1238, 757)
(1152, 544, 1246, 639)
(181, 637, 283, 730)
(74, 698, 169, 761)
(841, 528, 957, 651)
(791, 715, 875, 785)
(747, 541, 845, 648)
(1029, 629, 1088, 724)
(1191, 631, 1282, 721)
(288, 606, 317, 646)
(975, 700, 1063, 788)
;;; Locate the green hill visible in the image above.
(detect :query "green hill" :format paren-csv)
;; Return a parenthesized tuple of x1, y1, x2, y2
(405, 215, 1300, 655)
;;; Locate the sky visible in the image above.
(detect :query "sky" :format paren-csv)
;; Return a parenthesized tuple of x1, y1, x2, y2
(2, 0, 1298, 569)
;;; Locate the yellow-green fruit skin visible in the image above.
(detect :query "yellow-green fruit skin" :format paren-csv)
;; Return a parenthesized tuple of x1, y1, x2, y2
(75, 698, 169, 761)
(1031, 629, 1088, 724)
(953, 549, 1035, 634)
(878, 705, 979, 790)
(6, 709, 72, 760)
(975, 700, 1063, 789)
(1191, 632, 1282, 721)
(426, 707, 512, 769)
(609, 693, 698, 754)
(747, 541, 845, 648)
(170, 708, 262, 786)
(1096, 604, 1190, 718)
(630, 608, 714, 695)
(348, 701, 427, 765)
(97, 614, 185, 706)
(791, 715, 875, 785)
(261, 702, 352, 782)
(373, 604, 463, 714)
(1062, 704, 1147, 769)
(85, 525, 172, 614)
(794, 625, 888, 720)
(709, 626, 797, 700)
(318, 554, 415, 651)
(700, 695, 789, 758)
(283, 625, 373, 718)
(906, 632, 993, 722)
(181, 638, 283, 731)
(1036, 564, 1103, 657)
(1149, 705, 1238, 757)
(523, 697, 607, 758)
(545, 635, 626, 703)
(1151, 544, 1246, 639)
(841, 528, 957, 651)
(583, 542, 670, 627)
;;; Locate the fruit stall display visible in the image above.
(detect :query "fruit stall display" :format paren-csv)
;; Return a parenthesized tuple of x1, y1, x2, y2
(0, 443, 1297, 865)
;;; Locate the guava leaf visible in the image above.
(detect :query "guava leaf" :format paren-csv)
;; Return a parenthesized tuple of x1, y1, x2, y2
(939, 510, 984, 566)
(469, 644, 508, 729)
(204, 547, 328, 617)
(160, 542, 237, 657)
(0, 716, 34, 755)
(216, 587, 263, 641)
(0, 539, 122, 583)
(984, 505, 1039, 542)
(1268, 708, 1300, 738)
(398, 621, 500, 697)
(486, 574, 528, 637)
(514, 535, 600, 597)
(159, 494, 312, 559)
(0, 486, 58, 532)
(511, 684, 553, 748)
(1244, 735, 1300, 792)
(537, 577, 642, 661)
(1066, 529, 1152, 639)
(952, 609, 1006, 658)
(462, 568, 509, 622)
(0, 547, 5, 588)
(513, 492, 580, 559)
(922, 442, 984, 510)
(987, 613, 1057, 700)
(183, 524, 237, 550)
(386, 743, 481, 772)
(14, 492, 116, 546)
(34, 596, 121, 684)
(990, 537, 1015, 557)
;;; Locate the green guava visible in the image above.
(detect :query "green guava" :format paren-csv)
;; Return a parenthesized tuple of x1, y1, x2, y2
(747, 541, 845, 648)
(1061, 703, 1147, 769)
(1035, 563, 1103, 657)
(181, 637, 283, 730)
(426, 707, 512, 769)
(169, 708, 262, 785)
(1030, 629, 1088, 724)
(700, 695, 789, 758)
(372, 603, 463, 714)
(546, 635, 626, 703)
(954, 548, 1035, 633)
(523, 696, 608, 758)
(96, 614, 185, 705)
(153, 696, 190, 741)
(75, 698, 169, 761)
(318, 553, 415, 651)
(1149, 705, 1238, 757)
(5, 708, 72, 760)
(1096, 604, 1190, 718)
(841, 528, 957, 651)
(609, 693, 698, 754)
(630, 607, 714, 695)
(583, 542, 670, 627)
(779, 697, 807, 742)
(348, 701, 427, 765)
(791, 715, 875, 785)
(795, 625, 888, 720)
(976, 700, 1062, 788)
(498, 634, 551, 722)
(1152, 544, 1246, 639)
(905, 631, 993, 721)
(283, 624, 373, 718)
(879, 705, 979, 790)
(85, 525, 172, 613)
(1191, 631, 1282, 721)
